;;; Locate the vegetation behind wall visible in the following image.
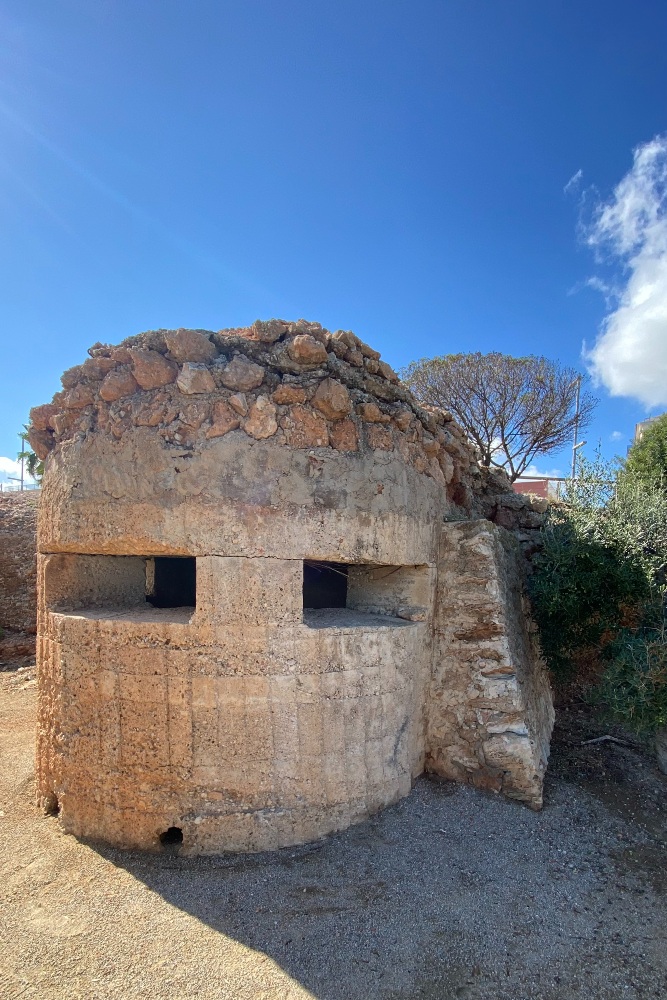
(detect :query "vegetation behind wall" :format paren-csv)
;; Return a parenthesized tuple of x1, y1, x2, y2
(530, 450, 667, 736)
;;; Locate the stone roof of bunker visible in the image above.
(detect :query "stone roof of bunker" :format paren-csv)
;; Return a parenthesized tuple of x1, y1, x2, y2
(27, 319, 487, 505)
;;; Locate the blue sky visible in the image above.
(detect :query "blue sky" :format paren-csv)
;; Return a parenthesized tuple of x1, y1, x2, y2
(1, 0, 666, 484)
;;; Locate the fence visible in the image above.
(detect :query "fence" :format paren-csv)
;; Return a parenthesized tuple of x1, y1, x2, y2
(0, 482, 40, 493)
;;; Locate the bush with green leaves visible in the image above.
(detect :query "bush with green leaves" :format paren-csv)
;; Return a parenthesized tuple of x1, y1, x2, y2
(599, 622, 667, 733)
(624, 413, 667, 489)
(18, 426, 44, 485)
(530, 503, 650, 679)
(530, 449, 667, 732)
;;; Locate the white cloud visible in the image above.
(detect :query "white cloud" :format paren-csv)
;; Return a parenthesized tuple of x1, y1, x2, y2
(609, 430, 624, 442)
(584, 275, 619, 308)
(0, 456, 38, 488)
(564, 168, 583, 195)
(520, 463, 563, 479)
(584, 135, 667, 408)
(0, 457, 21, 479)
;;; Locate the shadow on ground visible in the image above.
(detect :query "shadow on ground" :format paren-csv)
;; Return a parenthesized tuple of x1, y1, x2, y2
(92, 709, 667, 1000)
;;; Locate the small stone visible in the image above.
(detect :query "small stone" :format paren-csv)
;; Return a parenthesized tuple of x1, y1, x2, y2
(471, 771, 504, 794)
(87, 341, 110, 358)
(396, 605, 427, 622)
(420, 408, 439, 434)
(63, 384, 95, 408)
(356, 401, 389, 423)
(129, 348, 178, 390)
(331, 330, 358, 349)
(52, 411, 77, 435)
(329, 418, 358, 452)
(427, 456, 446, 486)
(311, 379, 352, 421)
(177, 363, 216, 394)
(228, 393, 248, 415)
(493, 507, 516, 530)
(27, 427, 55, 459)
(178, 401, 210, 429)
(378, 360, 399, 383)
(246, 319, 287, 343)
(288, 320, 328, 344)
(412, 448, 429, 474)
(358, 341, 381, 361)
(281, 405, 329, 448)
(286, 335, 328, 367)
(393, 408, 413, 432)
(328, 339, 348, 359)
(244, 395, 278, 439)
(109, 346, 132, 363)
(164, 329, 218, 363)
(272, 384, 307, 405)
(82, 357, 117, 379)
(133, 393, 178, 427)
(422, 433, 440, 456)
(482, 734, 532, 772)
(364, 358, 380, 375)
(29, 404, 59, 431)
(99, 369, 139, 402)
(220, 356, 265, 391)
(498, 493, 529, 511)
(365, 423, 394, 451)
(345, 348, 364, 368)
(206, 400, 241, 438)
(60, 365, 85, 390)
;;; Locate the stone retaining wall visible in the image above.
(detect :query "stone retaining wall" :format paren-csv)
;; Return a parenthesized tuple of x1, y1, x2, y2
(0, 492, 39, 666)
(427, 520, 554, 807)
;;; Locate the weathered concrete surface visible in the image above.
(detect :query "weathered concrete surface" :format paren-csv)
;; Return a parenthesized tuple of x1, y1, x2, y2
(28, 320, 554, 852)
(36, 427, 444, 562)
(37, 600, 429, 853)
(427, 520, 554, 808)
(2, 674, 666, 1000)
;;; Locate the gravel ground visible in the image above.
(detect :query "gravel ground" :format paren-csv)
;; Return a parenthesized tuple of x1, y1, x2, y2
(1, 667, 666, 1000)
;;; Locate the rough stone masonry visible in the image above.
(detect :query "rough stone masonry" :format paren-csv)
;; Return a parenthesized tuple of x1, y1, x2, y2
(28, 319, 554, 854)
(0, 491, 39, 667)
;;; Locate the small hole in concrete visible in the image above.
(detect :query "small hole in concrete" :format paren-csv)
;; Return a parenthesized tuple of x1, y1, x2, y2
(43, 793, 60, 816)
(159, 826, 183, 847)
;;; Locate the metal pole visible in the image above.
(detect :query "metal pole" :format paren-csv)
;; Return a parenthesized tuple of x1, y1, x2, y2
(571, 376, 581, 481)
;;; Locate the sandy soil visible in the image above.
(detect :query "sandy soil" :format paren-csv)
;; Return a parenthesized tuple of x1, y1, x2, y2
(1, 667, 666, 1000)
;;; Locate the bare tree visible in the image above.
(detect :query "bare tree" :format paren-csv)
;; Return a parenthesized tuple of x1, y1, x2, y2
(402, 353, 597, 481)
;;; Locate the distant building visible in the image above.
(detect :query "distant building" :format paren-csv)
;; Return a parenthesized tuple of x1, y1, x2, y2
(513, 478, 549, 499)
(634, 414, 665, 444)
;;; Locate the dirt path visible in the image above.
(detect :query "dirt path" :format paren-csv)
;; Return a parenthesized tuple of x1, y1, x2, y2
(1, 669, 666, 1000)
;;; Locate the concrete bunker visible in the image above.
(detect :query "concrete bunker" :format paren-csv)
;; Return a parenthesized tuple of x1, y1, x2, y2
(29, 319, 554, 854)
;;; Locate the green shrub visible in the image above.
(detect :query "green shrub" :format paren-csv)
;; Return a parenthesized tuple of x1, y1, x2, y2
(530, 507, 649, 680)
(606, 476, 667, 590)
(600, 623, 667, 733)
(624, 413, 667, 490)
(530, 449, 667, 730)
